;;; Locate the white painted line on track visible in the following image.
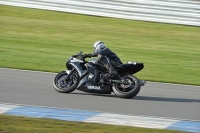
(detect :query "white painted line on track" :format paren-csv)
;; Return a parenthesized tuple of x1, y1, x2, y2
(0, 102, 200, 132)
(85, 113, 179, 129)
(0, 102, 198, 122)
(0, 104, 20, 114)
(0, 67, 57, 74)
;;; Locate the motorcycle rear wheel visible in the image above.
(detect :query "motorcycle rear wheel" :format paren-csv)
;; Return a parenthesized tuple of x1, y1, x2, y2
(53, 71, 79, 93)
(112, 74, 141, 99)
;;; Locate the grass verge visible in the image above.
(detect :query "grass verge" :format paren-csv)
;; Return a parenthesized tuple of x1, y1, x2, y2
(0, 114, 187, 133)
(0, 5, 200, 85)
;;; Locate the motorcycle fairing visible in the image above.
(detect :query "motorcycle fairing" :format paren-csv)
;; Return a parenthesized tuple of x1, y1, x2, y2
(116, 63, 144, 75)
(76, 65, 98, 89)
(76, 63, 111, 94)
(67, 62, 88, 79)
(77, 80, 111, 94)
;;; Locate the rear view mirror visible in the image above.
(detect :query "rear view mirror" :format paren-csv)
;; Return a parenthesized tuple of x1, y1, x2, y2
(78, 51, 83, 55)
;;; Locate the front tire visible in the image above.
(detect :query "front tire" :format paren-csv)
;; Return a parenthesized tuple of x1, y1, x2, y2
(112, 74, 141, 99)
(53, 71, 79, 93)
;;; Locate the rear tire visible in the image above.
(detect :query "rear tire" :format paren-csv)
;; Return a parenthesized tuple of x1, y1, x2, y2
(112, 74, 141, 99)
(53, 71, 79, 93)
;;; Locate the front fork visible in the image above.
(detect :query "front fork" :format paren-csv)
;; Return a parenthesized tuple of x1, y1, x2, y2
(63, 67, 75, 80)
(140, 80, 146, 86)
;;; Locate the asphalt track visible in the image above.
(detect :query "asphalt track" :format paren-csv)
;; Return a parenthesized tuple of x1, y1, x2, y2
(0, 68, 200, 121)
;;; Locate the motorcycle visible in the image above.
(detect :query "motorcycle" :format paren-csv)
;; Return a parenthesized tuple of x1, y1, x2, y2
(53, 51, 145, 99)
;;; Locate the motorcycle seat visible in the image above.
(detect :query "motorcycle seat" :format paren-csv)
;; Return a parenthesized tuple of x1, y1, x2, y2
(114, 64, 123, 69)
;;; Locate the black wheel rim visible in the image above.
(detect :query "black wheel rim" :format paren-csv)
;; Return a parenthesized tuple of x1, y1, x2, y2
(55, 73, 77, 89)
(115, 76, 136, 93)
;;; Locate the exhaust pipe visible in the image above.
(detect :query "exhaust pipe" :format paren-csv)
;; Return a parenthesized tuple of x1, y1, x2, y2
(111, 79, 146, 86)
(111, 80, 125, 84)
(140, 80, 146, 86)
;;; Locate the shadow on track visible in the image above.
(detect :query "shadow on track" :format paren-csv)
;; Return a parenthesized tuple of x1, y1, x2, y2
(134, 96, 200, 103)
(69, 92, 200, 102)
(70, 92, 117, 98)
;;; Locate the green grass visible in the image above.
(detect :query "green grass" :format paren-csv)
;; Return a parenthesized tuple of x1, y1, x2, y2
(0, 5, 200, 85)
(0, 114, 187, 133)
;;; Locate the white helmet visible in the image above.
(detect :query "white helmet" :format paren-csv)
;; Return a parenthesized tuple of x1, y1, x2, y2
(93, 41, 106, 52)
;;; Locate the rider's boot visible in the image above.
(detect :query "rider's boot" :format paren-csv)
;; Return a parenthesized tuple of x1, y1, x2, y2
(105, 64, 118, 78)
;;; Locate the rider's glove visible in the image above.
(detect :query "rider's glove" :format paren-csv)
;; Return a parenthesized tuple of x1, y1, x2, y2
(83, 54, 92, 58)
(87, 53, 92, 58)
(82, 54, 87, 58)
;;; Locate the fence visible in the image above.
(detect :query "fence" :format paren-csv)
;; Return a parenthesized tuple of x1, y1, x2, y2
(0, 0, 199, 26)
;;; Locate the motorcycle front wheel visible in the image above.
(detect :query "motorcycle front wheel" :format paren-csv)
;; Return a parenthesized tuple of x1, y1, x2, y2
(53, 71, 79, 93)
(112, 74, 141, 99)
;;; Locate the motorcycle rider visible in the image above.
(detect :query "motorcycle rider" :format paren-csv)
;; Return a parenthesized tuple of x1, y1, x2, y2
(84, 41, 122, 81)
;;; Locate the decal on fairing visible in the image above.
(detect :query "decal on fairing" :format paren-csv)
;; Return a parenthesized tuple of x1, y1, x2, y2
(87, 85, 100, 90)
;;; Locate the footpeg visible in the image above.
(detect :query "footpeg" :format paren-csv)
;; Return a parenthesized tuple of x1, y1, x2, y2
(140, 80, 146, 86)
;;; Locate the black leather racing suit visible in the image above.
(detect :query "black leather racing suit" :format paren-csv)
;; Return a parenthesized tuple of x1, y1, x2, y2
(90, 48, 122, 74)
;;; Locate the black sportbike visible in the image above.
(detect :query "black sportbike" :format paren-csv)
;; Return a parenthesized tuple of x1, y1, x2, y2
(53, 51, 145, 99)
